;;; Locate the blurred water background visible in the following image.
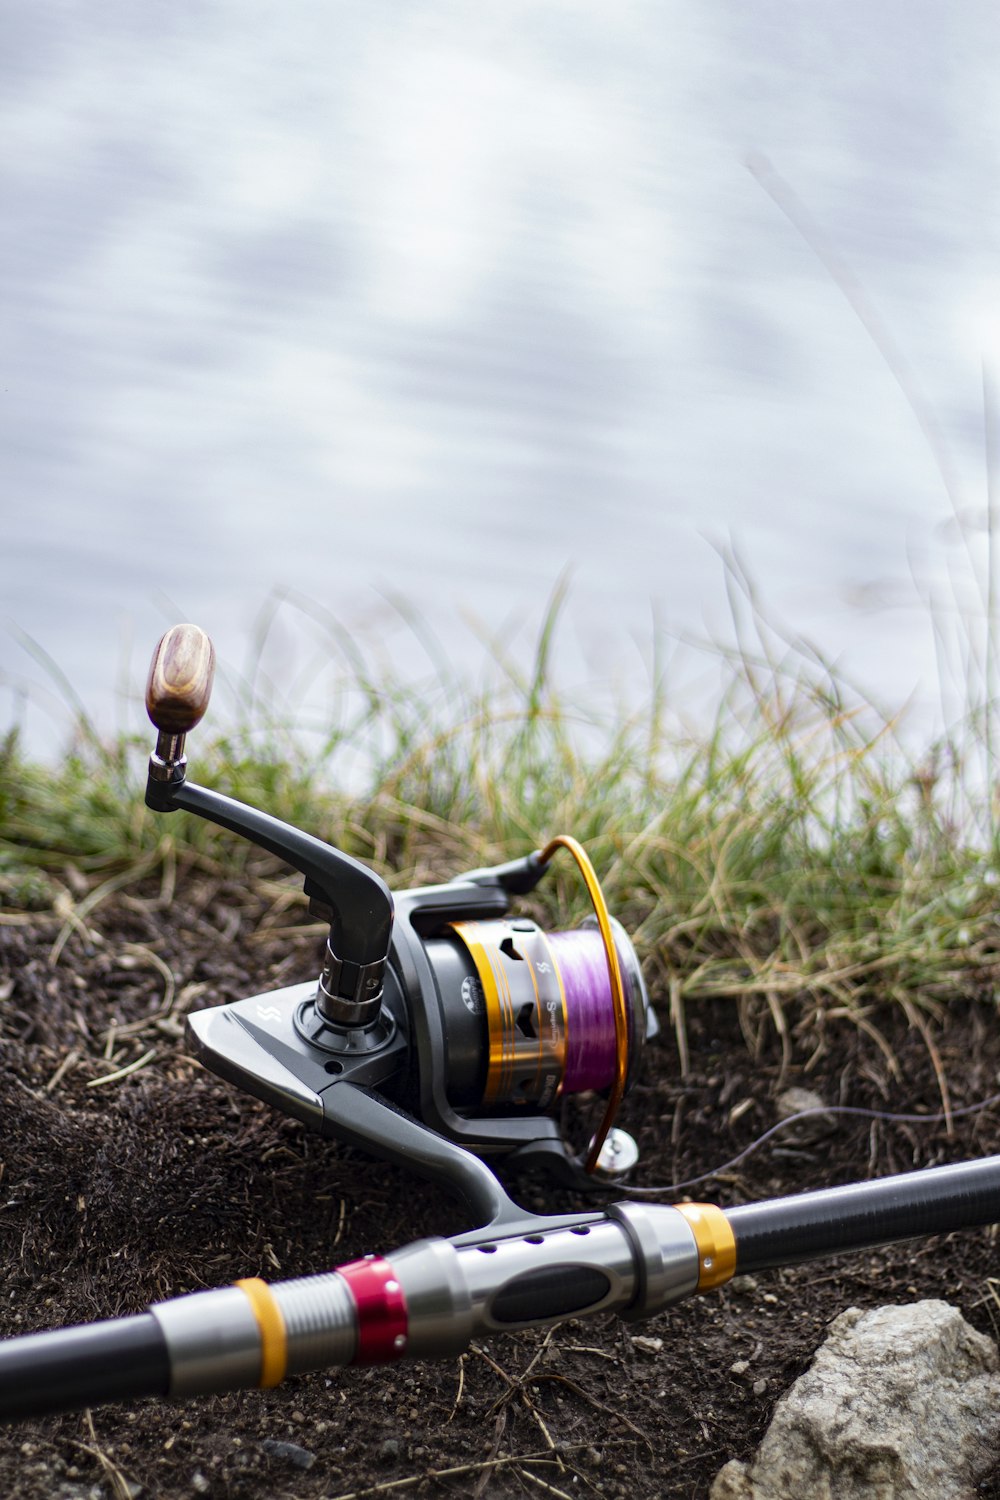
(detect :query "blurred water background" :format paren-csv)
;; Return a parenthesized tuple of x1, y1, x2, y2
(2, 2, 998, 760)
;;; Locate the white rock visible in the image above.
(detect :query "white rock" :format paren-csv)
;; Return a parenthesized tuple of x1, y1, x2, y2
(710, 1300, 1000, 1500)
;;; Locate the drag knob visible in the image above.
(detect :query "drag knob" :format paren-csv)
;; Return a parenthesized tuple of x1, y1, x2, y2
(146, 624, 215, 735)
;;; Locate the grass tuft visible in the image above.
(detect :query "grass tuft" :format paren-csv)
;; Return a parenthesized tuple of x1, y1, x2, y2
(2, 585, 999, 1061)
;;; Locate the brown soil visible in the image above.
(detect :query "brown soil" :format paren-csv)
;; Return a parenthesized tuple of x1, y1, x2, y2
(3, 877, 1000, 1499)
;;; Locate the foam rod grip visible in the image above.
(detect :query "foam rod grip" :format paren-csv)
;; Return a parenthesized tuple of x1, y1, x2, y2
(146, 624, 216, 734)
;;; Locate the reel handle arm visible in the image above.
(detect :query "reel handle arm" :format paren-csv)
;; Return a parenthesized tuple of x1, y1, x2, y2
(144, 624, 393, 993)
(150, 779, 393, 970)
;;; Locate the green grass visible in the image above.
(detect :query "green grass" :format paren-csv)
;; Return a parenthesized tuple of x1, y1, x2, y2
(3, 580, 1000, 1081)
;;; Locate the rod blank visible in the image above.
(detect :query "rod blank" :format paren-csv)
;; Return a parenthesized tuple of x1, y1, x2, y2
(726, 1154, 1000, 1274)
(0, 1314, 169, 1422)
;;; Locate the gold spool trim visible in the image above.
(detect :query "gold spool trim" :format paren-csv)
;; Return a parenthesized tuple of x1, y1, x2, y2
(452, 919, 567, 1107)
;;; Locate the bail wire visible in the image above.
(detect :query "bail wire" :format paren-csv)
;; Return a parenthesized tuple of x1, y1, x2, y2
(537, 835, 630, 1174)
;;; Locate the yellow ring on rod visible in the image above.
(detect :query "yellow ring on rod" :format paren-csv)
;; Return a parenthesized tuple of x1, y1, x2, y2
(235, 1277, 288, 1388)
(538, 835, 629, 1175)
(676, 1204, 737, 1291)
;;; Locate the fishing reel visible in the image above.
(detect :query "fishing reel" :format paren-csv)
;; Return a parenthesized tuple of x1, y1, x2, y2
(145, 625, 657, 1214)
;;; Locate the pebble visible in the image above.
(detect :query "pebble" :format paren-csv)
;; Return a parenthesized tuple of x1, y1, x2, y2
(191, 1474, 210, 1496)
(729, 1275, 759, 1296)
(730, 1359, 750, 1378)
(752, 1378, 768, 1396)
(631, 1335, 663, 1356)
(775, 1087, 837, 1141)
(260, 1439, 316, 1471)
(378, 1438, 402, 1463)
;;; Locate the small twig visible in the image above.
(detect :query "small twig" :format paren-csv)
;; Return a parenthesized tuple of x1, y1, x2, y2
(326, 1448, 595, 1500)
(474, 1411, 509, 1499)
(473, 1332, 565, 1460)
(766, 989, 792, 1085)
(519, 1466, 575, 1500)
(73, 1411, 134, 1500)
(99, 945, 179, 1040)
(445, 1353, 466, 1424)
(49, 857, 159, 966)
(525, 1372, 654, 1455)
(45, 1048, 81, 1094)
(471, 1342, 516, 1391)
(124, 943, 176, 1013)
(899, 994, 953, 1134)
(520, 1325, 558, 1381)
(671, 1093, 684, 1147)
(669, 973, 689, 1077)
(86, 1047, 158, 1089)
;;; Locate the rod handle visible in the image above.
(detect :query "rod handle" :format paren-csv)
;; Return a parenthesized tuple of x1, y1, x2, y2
(145, 624, 216, 735)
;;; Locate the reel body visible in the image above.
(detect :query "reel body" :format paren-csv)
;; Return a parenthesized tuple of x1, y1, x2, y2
(145, 624, 656, 1211)
(187, 862, 655, 1208)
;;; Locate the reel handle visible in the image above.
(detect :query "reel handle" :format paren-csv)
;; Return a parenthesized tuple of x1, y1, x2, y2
(145, 624, 216, 735)
(143, 622, 394, 999)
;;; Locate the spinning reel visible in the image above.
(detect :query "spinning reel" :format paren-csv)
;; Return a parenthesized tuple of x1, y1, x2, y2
(146, 624, 657, 1214)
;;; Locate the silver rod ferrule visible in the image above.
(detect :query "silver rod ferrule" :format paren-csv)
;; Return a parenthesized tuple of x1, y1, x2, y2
(150, 1286, 262, 1399)
(272, 1272, 358, 1375)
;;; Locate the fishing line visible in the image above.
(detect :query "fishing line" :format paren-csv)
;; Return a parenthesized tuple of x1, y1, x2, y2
(620, 1091, 1000, 1198)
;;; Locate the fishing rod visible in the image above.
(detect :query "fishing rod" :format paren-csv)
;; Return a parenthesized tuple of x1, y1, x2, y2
(1, 625, 999, 1423)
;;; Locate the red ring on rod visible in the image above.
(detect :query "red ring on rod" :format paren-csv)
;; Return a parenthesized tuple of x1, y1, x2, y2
(337, 1257, 408, 1365)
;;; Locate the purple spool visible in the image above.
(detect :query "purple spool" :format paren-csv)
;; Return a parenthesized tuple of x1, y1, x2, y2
(546, 927, 632, 1093)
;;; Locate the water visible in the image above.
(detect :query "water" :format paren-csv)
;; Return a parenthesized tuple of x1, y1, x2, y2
(2, 2, 998, 757)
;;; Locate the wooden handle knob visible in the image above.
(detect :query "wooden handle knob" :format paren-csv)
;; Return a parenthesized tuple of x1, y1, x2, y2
(146, 624, 216, 735)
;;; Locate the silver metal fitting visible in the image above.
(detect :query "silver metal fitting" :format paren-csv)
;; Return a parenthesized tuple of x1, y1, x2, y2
(316, 939, 385, 1027)
(590, 1128, 640, 1180)
(388, 1239, 474, 1359)
(148, 731, 187, 784)
(454, 1219, 638, 1334)
(272, 1272, 357, 1375)
(606, 1202, 701, 1319)
(150, 1287, 262, 1399)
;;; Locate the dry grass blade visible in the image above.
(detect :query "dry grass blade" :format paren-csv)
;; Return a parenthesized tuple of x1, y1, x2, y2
(519, 1467, 576, 1499)
(324, 1446, 596, 1500)
(74, 1411, 135, 1500)
(86, 1047, 158, 1089)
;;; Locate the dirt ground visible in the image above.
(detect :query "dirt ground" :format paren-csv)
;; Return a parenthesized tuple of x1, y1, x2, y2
(3, 874, 1000, 1499)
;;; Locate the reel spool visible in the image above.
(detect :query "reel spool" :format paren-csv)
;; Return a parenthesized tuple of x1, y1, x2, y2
(425, 837, 654, 1173)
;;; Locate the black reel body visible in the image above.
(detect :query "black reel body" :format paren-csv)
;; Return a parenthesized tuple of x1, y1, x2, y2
(145, 624, 656, 1215)
(188, 872, 656, 1202)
